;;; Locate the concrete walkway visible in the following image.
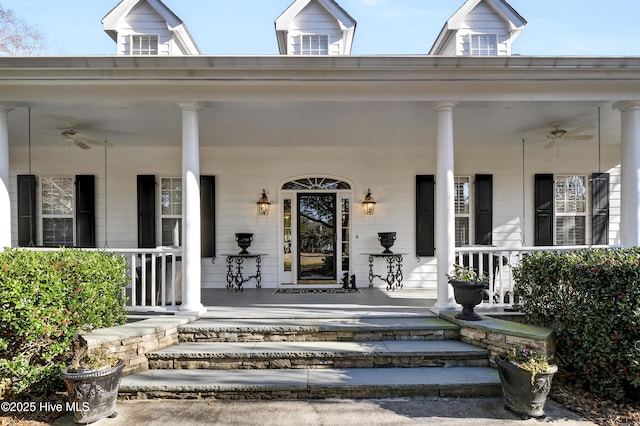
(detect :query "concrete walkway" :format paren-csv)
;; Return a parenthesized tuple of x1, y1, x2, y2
(52, 397, 596, 425)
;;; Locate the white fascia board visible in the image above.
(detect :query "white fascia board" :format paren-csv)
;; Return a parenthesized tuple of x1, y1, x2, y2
(172, 24, 201, 55)
(102, 0, 183, 30)
(428, 24, 454, 55)
(448, 0, 525, 30)
(275, 0, 355, 31)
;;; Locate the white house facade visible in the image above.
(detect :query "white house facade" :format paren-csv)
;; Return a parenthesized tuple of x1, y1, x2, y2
(1, 0, 639, 315)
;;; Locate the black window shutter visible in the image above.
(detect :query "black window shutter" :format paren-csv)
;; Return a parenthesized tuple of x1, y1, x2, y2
(200, 175, 216, 257)
(534, 174, 554, 246)
(416, 175, 435, 256)
(17, 174, 36, 247)
(137, 175, 156, 248)
(592, 172, 610, 245)
(474, 174, 493, 245)
(75, 175, 96, 248)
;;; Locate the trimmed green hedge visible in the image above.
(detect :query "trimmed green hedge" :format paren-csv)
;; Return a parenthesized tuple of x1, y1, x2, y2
(0, 248, 128, 398)
(513, 248, 640, 401)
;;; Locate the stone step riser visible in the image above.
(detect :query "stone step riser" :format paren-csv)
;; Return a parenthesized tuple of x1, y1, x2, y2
(179, 329, 460, 343)
(149, 356, 489, 370)
(118, 366, 502, 400)
(119, 384, 502, 401)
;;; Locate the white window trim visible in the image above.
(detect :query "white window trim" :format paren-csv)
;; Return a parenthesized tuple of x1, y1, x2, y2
(299, 34, 330, 55)
(130, 34, 159, 55)
(40, 176, 75, 247)
(553, 174, 589, 245)
(159, 176, 182, 247)
(469, 33, 498, 56)
(454, 176, 472, 247)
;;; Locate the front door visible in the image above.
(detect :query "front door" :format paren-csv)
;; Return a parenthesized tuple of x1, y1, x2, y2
(297, 193, 337, 283)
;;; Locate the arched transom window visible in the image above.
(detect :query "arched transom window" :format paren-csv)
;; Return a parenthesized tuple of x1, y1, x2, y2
(282, 177, 351, 190)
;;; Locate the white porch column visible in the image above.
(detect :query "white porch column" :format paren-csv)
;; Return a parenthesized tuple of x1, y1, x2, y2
(614, 101, 640, 247)
(0, 106, 11, 250)
(432, 102, 458, 312)
(179, 102, 204, 313)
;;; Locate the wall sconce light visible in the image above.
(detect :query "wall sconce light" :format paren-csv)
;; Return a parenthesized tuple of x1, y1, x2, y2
(362, 188, 376, 215)
(257, 189, 271, 216)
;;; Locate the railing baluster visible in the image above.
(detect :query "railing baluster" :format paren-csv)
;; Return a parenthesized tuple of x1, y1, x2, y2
(454, 244, 617, 309)
(130, 254, 137, 307)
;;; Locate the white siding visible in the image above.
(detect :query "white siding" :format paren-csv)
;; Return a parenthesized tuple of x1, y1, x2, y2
(116, 1, 173, 55)
(456, 2, 511, 56)
(9, 140, 621, 291)
(287, 2, 343, 55)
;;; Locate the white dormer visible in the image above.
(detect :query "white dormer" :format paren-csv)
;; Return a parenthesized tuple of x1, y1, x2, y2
(275, 0, 356, 55)
(102, 0, 200, 55)
(429, 0, 526, 56)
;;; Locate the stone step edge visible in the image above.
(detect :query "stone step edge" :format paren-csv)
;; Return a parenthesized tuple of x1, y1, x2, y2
(147, 341, 489, 360)
(119, 367, 501, 399)
(178, 317, 457, 334)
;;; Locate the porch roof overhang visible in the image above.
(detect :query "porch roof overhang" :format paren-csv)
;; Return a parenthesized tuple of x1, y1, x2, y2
(0, 55, 640, 103)
(1, 55, 639, 150)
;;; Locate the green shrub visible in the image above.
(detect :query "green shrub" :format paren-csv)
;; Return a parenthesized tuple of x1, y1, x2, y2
(513, 248, 640, 401)
(0, 248, 128, 398)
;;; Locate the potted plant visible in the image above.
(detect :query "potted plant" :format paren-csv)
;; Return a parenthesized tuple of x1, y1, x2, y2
(60, 346, 124, 424)
(494, 347, 558, 419)
(446, 264, 488, 321)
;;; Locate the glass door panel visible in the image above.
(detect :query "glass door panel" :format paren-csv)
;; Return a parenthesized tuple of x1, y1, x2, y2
(297, 193, 337, 282)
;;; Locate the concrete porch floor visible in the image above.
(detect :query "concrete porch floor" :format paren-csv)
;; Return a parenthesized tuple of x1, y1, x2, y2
(198, 287, 439, 319)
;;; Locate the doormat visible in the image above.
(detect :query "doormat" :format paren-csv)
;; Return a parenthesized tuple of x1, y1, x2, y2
(274, 288, 361, 294)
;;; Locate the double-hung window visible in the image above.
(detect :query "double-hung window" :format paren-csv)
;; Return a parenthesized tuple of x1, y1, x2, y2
(131, 35, 158, 55)
(41, 177, 74, 247)
(554, 175, 587, 245)
(161, 177, 182, 246)
(454, 176, 471, 246)
(301, 35, 329, 55)
(470, 34, 497, 56)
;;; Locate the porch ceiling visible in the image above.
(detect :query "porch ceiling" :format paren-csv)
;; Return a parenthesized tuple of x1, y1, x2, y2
(3, 56, 636, 150)
(7, 99, 620, 149)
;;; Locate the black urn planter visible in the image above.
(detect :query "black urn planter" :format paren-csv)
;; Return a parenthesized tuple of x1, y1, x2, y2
(495, 355, 558, 419)
(377, 232, 396, 254)
(448, 280, 485, 321)
(61, 359, 124, 424)
(235, 233, 253, 255)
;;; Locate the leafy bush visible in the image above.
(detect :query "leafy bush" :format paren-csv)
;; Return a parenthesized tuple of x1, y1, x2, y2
(513, 248, 640, 401)
(0, 248, 128, 398)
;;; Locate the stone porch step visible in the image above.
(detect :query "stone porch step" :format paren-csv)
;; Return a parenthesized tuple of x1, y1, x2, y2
(119, 366, 501, 400)
(178, 317, 459, 343)
(148, 340, 489, 370)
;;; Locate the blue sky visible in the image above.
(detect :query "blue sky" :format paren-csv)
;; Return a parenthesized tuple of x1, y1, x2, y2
(4, 0, 640, 56)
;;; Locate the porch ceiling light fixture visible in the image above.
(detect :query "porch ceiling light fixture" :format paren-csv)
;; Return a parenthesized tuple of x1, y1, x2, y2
(362, 189, 376, 215)
(257, 189, 271, 216)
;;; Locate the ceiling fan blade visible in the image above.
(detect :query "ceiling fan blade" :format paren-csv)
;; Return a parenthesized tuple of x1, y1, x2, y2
(83, 139, 113, 147)
(544, 140, 556, 150)
(564, 135, 594, 141)
(563, 124, 595, 138)
(73, 141, 91, 150)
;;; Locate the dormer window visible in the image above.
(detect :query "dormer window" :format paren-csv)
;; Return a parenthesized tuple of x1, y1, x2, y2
(470, 34, 497, 56)
(301, 35, 329, 55)
(131, 35, 158, 55)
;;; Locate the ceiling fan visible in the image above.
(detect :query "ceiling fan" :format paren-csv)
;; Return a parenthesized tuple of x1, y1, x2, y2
(61, 128, 113, 149)
(534, 123, 595, 149)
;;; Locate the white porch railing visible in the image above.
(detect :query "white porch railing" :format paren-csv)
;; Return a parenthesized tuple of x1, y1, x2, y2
(24, 246, 182, 311)
(454, 245, 617, 309)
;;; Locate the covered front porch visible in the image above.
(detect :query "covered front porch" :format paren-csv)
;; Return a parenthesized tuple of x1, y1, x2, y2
(2, 56, 640, 315)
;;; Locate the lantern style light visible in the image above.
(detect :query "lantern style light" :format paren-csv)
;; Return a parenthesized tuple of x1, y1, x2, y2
(362, 189, 376, 215)
(257, 189, 271, 216)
